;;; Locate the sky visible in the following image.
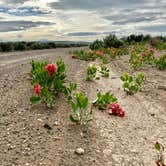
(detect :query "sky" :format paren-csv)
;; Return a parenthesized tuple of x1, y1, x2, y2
(0, 0, 165, 42)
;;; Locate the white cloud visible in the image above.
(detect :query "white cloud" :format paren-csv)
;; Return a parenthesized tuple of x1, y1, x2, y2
(0, 0, 165, 41)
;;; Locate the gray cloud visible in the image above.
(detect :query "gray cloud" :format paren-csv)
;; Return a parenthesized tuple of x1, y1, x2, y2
(0, 21, 53, 32)
(49, 0, 151, 10)
(3, 0, 28, 4)
(67, 32, 100, 36)
(138, 24, 166, 33)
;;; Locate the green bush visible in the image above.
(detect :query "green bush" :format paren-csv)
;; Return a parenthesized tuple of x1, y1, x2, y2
(89, 40, 104, 50)
(155, 54, 166, 70)
(0, 42, 14, 52)
(103, 34, 124, 48)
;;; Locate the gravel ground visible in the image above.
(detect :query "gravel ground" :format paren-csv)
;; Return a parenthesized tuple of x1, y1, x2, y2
(0, 48, 166, 166)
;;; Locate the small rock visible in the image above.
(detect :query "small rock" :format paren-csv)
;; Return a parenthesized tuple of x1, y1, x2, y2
(43, 123, 52, 130)
(75, 148, 84, 155)
(54, 121, 58, 126)
(37, 119, 43, 122)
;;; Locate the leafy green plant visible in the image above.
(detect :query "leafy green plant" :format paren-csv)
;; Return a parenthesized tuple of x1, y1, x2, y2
(89, 39, 104, 50)
(86, 65, 97, 81)
(103, 34, 124, 48)
(155, 54, 166, 70)
(63, 82, 77, 101)
(99, 65, 109, 77)
(93, 91, 118, 110)
(70, 50, 97, 61)
(120, 72, 145, 95)
(30, 59, 67, 108)
(154, 142, 165, 166)
(70, 92, 92, 125)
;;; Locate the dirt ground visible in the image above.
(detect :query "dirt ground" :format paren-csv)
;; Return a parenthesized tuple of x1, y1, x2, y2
(0, 48, 166, 166)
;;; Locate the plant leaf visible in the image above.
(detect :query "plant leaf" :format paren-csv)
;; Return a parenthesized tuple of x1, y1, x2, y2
(69, 115, 79, 124)
(30, 96, 41, 103)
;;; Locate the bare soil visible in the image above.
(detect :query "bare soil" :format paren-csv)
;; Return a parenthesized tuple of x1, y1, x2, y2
(0, 48, 166, 166)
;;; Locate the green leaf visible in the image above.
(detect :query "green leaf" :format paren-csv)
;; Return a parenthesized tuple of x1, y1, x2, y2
(30, 96, 41, 103)
(69, 115, 79, 124)
(71, 102, 78, 112)
(155, 142, 161, 151)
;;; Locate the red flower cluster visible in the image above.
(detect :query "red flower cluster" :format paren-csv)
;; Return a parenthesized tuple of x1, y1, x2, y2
(34, 84, 41, 96)
(96, 50, 104, 57)
(113, 49, 117, 55)
(108, 103, 125, 117)
(45, 64, 57, 76)
(71, 54, 76, 59)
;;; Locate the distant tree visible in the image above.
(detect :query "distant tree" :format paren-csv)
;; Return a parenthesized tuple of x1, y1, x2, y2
(14, 42, 26, 51)
(103, 34, 123, 48)
(89, 40, 104, 50)
(0, 42, 13, 52)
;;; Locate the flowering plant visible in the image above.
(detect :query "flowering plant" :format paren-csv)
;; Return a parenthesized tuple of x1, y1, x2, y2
(155, 54, 166, 70)
(30, 59, 67, 108)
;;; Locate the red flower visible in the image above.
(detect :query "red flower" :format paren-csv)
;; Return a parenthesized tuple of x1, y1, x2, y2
(34, 84, 41, 96)
(113, 49, 117, 55)
(71, 54, 76, 59)
(108, 103, 125, 117)
(45, 64, 57, 76)
(96, 50, 104, 56)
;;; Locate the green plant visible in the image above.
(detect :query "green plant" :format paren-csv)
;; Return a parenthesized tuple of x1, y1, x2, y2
(103, 34, 124, 48)
(89, 39, 104, 50)
(86, 65, 97, 81)
(93, 91, 118, 110)
(63, 82, 77, 101)
(120, 72, 145, 95)
(70, 92, 92, 125)
(154, 142, 165, 166)
(30, 59, 67, 108)
(155, 54, 166, 70)
(99, 65, 109, 77)
(70, 50, 97, 61)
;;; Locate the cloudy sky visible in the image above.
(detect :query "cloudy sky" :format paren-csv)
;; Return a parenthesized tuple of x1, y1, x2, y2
(0, 0, 165, 42)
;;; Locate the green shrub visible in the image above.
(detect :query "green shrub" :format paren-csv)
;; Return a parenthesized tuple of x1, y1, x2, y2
(0, 42, 13, 52)
(93, 91, 118, 110)
(103, 34, 124, 48)
(120, 72, 145, 95)
(155, 54, 166, 70)
(70, 92, 92, 125)
(89, 40, 104, 50)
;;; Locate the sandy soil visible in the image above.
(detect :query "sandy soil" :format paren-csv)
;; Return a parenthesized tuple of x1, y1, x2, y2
(0, 48, 166, 166)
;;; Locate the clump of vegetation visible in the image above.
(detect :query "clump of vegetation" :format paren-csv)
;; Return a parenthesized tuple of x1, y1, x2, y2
(155, 54, 166, 70)
(30, 59, 73, 108)
(120, 72, 145, 95)
(93, 91, 118, 110)
(154, 142, 166, 166)
(89, 39, 104, 50)
(70, 50, 98, 61)
(103, 34, 124, 48)
(70, 92, 92, 125)
(63, 82, 77, 101)
(86, 65, 97, 81)
(0, 41, 88, 52)
(99, 65, 109, 77)
(129, 45, 154, 69)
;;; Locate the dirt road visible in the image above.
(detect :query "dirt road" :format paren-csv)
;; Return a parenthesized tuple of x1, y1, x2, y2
(0, 48, 166, 166)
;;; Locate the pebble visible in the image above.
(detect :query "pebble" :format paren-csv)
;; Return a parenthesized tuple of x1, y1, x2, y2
(75, 148, 85, 155)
